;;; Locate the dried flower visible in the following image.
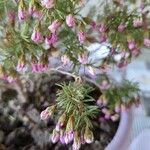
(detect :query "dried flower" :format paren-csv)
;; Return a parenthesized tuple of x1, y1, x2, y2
(66, 14, 75, 27)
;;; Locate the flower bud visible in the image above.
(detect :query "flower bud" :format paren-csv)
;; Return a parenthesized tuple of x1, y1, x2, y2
(84, 126, 94, 144)
(72, 131, 81, 150)
(56, 113, 66, 131)
(48, 20, 61, 33)
(66, 14, 75, 27)
(51, 129, 60, 143)
(77, 31, 86, 43)
(118, 23, 126, 32)
(41, 0, 54, 9)
(16, 55, 25, 72)
(28, 0, 36, 15)
(18, 0, 26, 20)
(31, 27, 42, 43)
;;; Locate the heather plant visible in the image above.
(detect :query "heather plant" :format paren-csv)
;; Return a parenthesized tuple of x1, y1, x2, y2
(0, 0, 150, 149)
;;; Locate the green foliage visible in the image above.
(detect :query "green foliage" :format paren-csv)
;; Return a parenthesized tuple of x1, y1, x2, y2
(56, 81, 99, 129)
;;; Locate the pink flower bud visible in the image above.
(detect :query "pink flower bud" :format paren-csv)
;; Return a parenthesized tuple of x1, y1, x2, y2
(77, 31, 86, 43)
(133, 19, 143, 27)
(90, 21, 97, 29)
(51, 130, 60, 143)
(128, 40, 136, 50)
(7, 76, 17, 83)
(144, 38, 150, 47)
(31, 63, 39, 72)
(16, 63, 25, 72)
(40, 109, 49, 120)
(48, 20, 61, 33)
(18, 7, 26, 20)
(66, 14, 75, 27)
(131, 48, 140, 57)
(99, 23, 107, 33)
(118, 23, 126, 32)
(45, 33, 58, 45)
(41, 0, 54, 9)
(117, 59, 128, 68)
(31, 29, 42, 43)
(33, 10, 43, 18)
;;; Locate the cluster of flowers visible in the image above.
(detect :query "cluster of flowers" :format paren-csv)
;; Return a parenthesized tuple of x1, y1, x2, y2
(40, 106, 94, 150)
(96, 80, 140, 121)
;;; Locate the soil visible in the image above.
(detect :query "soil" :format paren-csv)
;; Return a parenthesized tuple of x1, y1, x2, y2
(0, 72, 119, 150)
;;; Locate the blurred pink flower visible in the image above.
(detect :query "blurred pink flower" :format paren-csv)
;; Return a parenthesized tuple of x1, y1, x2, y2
(118, 23, 126, 32)
(77, 31, 86, 43)
(66, 14, 75, 27)
(133, 18, 143, 27)
(48, 20, 61, 33)
(31, 29, 42, 43)
(41, 0, 54, 9)
(144, 38, 150, 47)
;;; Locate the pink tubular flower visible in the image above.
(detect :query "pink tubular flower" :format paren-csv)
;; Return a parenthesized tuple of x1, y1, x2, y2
(45, 33, 58, 45)
(48, 20, 61, 33)
(51, 130, 60, 143)
(144, 38, 150, 47)
(18, 7, 26, 20)
(99, 23, 107, 33)
(77, 31, 86, 43)
(66, 14, 75, 27)
(78, 52, 88, 65)
(37, 63, 48, 71)
(16, 63, 25, 72)
(40, 109, 49, 120)
(128, 40, 136, 50)
(31, 63, 38, 72)
(133, 18, 143, 27)
(31, 28, 42, 43)
(41, 0, 54, 9)
(28, 1, 36, 16)
(118, 23, 126, 32)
